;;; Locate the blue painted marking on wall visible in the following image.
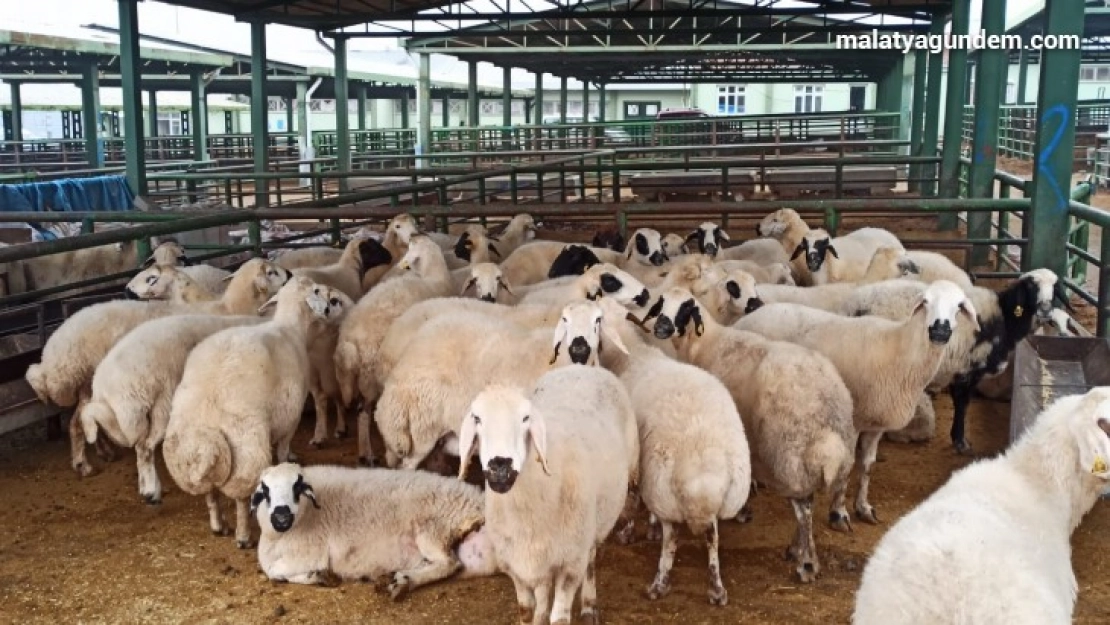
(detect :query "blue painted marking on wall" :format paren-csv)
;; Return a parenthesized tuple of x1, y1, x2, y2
(1036, 104, 1070, 213)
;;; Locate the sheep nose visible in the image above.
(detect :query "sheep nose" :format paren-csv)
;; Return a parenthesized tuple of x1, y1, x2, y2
(649, 252, 666, 266)
(745, 297, 765, 314)
(124, 288, 141, 300)
(928, 320, 953, 344)
(270, 506, 294, 532)
(568, 337, 592, 364)
(485, 457, 519, 493)
(1037, 301, 1053, 317)
(480, 294, 495, 303)
(704, 244, 718, 257)
(806, 254, 822, 272)
(654, 316, 675, 339)
(633, 288, 650, 307)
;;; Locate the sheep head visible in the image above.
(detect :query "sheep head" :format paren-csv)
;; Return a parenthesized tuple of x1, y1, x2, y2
(910, 279, 980, 345)
(624, 228, 668, 267)
(548, 244, 601, 279)
(793, 230, 837, 273)
(251, 462, 320, 533)
(758, 208, 804, 238)
(722, 270, 764, 316)
(582, 263, 650, 308)
(1071, 388, 1110, 483)
(396, 235, 445, 276)
(550, 299, 630, 366)
(458, 385, 550, 493)
(355, 238, 393, 276)
(642, 287, 705, 340)
(684, 222, 730, 257)
(461, 262, 512, 303)
(387, 213, 421, 245)
(143, 239, 190, 268)
(125, 264, 186, 300)
(236, 258, 292, 299)
(661, 233, 688, 257)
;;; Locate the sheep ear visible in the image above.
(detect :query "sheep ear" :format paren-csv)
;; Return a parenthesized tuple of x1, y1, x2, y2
(959, 299, 981, 332)
(460, 277, 477, 296)
(527, 409, 551, 476)
(221, 272, 235, 282)
(1075, 410, 1110, 479)
(910, 293, 926, 317)
(550, 317, 568, 365)
(456, 414, 479, 481)
(601, 317, 630, 356)
(497, 276, 514, 296)
(299, 483, 321, 509)
(685, 230, 700, 243)
(790, 243, 806, 260)
(692, 306, 704, 337)
(258, 295, 279, 315)
(249, 484, 268, 515)
(178, 255, 193, 267)
(488, 243, 502, 259)
(141, 255, 157, 269)
(827, 244, 840, 259)
(716, 228, 730, 242)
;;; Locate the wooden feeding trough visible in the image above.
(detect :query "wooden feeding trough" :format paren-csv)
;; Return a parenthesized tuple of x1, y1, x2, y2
(1009, 335, 1110, 443)
(627, 169, 756, 202)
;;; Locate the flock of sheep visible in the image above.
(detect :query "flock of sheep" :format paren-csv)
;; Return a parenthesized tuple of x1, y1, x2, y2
(19, 208, 1110, 624)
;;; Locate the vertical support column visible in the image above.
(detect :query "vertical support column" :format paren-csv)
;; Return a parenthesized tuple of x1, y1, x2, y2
(417, 53, 431, 167)
(441, 97, 450, 127)
(502, 66, 512, 127)
(148, 90, 159, 138)
(938, 0, 971, 225)
(583, 82, 590, 120)
(1025, 0, 1083, 276)
(296, 80, 311, 185)
(598, 82, 606, 123)
(965, 0, 1007, 267)
(534, 71, 545, 150)
(467, 61, 479, 127)
(922, 18, 945, 198)
(334, 35, 351, 190)
(908, 51, 928, 193)
(189, 70, 207, 162)
(250, 19, 269, 207)
(118, 0, 147, 196)
(400, 90, 411, 129)
(357, 83, 367, 130)
(285, 97, 294, 133)
(1016, 47, 1030, 105)
(8, 82, 22, 147)
(559, 76, 568, 124)
(81, 65, 102, 169)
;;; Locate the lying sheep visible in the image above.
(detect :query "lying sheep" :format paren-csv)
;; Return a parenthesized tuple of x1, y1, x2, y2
(125, 258, 291, 316)
(457, 364, 638, 625)
(163, 277, 339, 548)
(592, 297, 751, 605)
(853, 387, 1110, 625)
(292, 237, 393, 301)
(252, 462, 495, 596)
(645, 287, 855, 582)
(863, 246, 974, 291)
(735, 280, 978, 524)
(453, 262, 515, 303)
(757, 208, 814, 285)
(793, 226, 903, 285)
(80, 314, 263, 504)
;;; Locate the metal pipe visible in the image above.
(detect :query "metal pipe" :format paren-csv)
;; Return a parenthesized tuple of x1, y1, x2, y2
(939, 0, 971, 219)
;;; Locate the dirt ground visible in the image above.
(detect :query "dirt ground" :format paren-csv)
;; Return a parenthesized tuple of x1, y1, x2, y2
(2, 213, 1109, 624)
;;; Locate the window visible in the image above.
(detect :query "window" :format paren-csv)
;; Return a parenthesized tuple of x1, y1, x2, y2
(624, 100, 661, 120)
(1006, 82, 1017, 104)
(1080, 65, 1110, 82)
(793, 85, 823, 113)
(1099, 66, 1110, 81)
(156, 112, 183, 136)
(717, 85, 746, 115)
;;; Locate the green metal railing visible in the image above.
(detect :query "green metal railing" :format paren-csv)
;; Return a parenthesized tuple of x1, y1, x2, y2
(961, 102, 1110, 161)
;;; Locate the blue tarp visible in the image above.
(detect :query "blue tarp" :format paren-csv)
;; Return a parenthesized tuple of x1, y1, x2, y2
(0, 175, 134, 239)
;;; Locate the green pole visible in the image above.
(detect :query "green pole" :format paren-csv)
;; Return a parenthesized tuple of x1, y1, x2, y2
(417, 53, 431, 163)
(559, 76, 568, 124)
(938, 0, 971, 226)
(81, 65, 102, 169)
(467, 61, 479, 127)
(502, 65, 512, 127)
(922, 18, 945, 197)
(598, 82, 606, 123)
(1016, 47, 1030, 105)
(909, 51, 928, 193)
(189, 70, 207, 162)
(8, 82, 22, 146)
(966, 0, 1007, 267)
(285, 97, 294, 134)
(118, 0, 147, 196)
(148, 90, 158, 138)
(400, 90, 410, 129)
(357, 83, 367, 131)
(441, 97, 450, 128)
(250, 20, 270, 207)
(296, 81, 309, 162)
(1025, 0, 1083, 276)
(334, 35, 351, 190)
(583, 82, 591, 121)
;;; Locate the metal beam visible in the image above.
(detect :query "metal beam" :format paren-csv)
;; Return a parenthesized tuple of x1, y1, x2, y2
(921, 18, 945, 197)
(334, 35, 350, 192)
(406, 43, 844, 54)
(250, 20, 269, 207)
(1026, 0, 1083, 276)
(189, 70, 207, 162)
(417, 53, 431, 166)
(467, 61, 479, 127)
(81, 65, 102, 169)
(966, 0, 1006, 266)
(1016, 46, 1029, 105)
(118, 0, 146, 196)
(909, 50, 927, 193)
(8, 82, 23, 147)
(559, 76, 568, 124)
(938, 0, 970, 227)
(148, 90, 159, 138)
(502, 65, 512, 128)
(357, 83, 367, 131)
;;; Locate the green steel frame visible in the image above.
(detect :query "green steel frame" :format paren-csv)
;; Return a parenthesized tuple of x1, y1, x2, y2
(921, 19, 945, 198)
(939, 0, 970, 226)
(965, 0, 1007, 267)
(250, 20, 269, 207)
(118, 0, 147, 196)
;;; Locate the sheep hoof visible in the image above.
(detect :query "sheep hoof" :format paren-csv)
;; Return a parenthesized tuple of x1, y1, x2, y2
(953, 439, 974, 456)
(613, 519, 636, 545)
(212, 527, 232, 537)
(358, 456, 378, 468)
(828, 511, 852, 533)
(73, 461, 95, 478)
(645, 579, 670, 600)
(309, 439, 324, 449)
(707, 586, 728, 606)
(236, 538, 256, 550)
(141, 494, 162, 506)
(646, 523, 662, 542)
(783, 545, 801, 562)
(734, 505, 754, 524)
(334, 429, 348, 440)
(316, 570, 342, 588)
(855, 506, 880, 525)
(387, 572, 410, 601)
(579, 610, 598, 625)
(795, 562, 819, 584)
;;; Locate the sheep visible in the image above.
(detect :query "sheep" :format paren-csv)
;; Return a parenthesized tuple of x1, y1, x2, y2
(852, 387, 1110, 625)
(715, 259, 795, 285)
(545, 228, 669, 280)
(975, 308, 1079, 401)
(715, 237, 791, 266)
(79, 314, 264, 504)
(333, 235, 454, 465)
(361, 213, 423, 291)
(453, 262, 516, 303)
(644, 287, 855, 582)
(500, 240, 621, 288)
(591, 297, 751, 605)
(443, 225, 502, 271)
(591, 226, 626, 253)
(306, 289, 357, 447)
(456, 364, 639, 625)
(683, 222, 730, 257)
(124, 258, 291, 316)
(863, 246, 974, 291)
(757, 208, 814, 285)
(716, 277, 859, 324)
(292, 237, 393, 301)
(794, 226, 903, 285)
(661, 232, 688, 257)
(251, 462, 496, 595)
(162, 277, 339, 548)
(141, 239, 231, 294)
(489, 213, 539, 257)
(516, 263, 651, 310)
(837, 268, 1063, 453)
(734, 280, 978, 525)
(15, 237, 147, 297)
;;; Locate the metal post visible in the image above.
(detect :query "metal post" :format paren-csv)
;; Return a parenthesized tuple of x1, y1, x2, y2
(908, 51, 927, 193)
(296, 80, 310, 186)
(8, 82, 22, 147)
(357, 84, 367, 131)
(1025, 0, 1083, 276)
(284, 97, 294, 133)
(441, 97, 450, 127)
(938, 0, 971, 225)
(559, 76, 568, 124)
(583, 82, 591, 121)
(334, 35, 350, 191)
(118, 0, 147, 196)
(598, 82, 606, 123)
(467, 61, 479, 127)
(250, 19, 269, 207)
(966, 0, 1007, 267)
(81, 65, 102, 169)
(922, 18, 945, 197)
(502, 65, 512, 127)
(189, 70, 207, 162)
(1016, 47, 1030, 105)
(148, 90, 158, 138)
(400, 90, 410, 129)
(417, 53, 431, 167)
(534, 71, 545, 150)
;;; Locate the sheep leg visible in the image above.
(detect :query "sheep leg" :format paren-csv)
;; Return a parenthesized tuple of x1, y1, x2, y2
(274, 429, 296, 464)
(398, 437, 439, 471)
(386, 533, 463, 600)
(206, 492, 230, 536)
(333, 400, 348, 439)
(789, 496, 820, 583)
(550, 569, 582, 625)
(274, 570, 341, 587)
(613, 486, 640, 545)
(948, 375, 978, 455)
(579, 547, 599, 624)
(828, 464, 852, 533)
(646, 513, 662, 542)
(68, 406, 94, 477)
(234, 497, 255, 549)
(853, 431, 883, 525)
(310, 390, 329, 448)
(706, 519, 727, 606)
(531, 580, 553, 625)
(356, 409, 378, 467)
(734, 503, 754, 524)
(94, 434, 118, 462)
(646, 520, 677, 600)
(508, 572, 536, 625)
(135, 439, 162, 505)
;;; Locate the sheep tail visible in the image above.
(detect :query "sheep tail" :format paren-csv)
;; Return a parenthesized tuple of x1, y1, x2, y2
(163, 427, 232, 496)
(79, 400, 113, 445)
(334, 340, 360, 408)
(811, 430, 853, 492)
(675, 448, 730, 526)
(25, 363, 50, 404)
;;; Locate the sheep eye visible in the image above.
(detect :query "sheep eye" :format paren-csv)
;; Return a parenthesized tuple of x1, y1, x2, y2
(146, 275, 157, 285)
(329, 298, 340, 306)
(522, 415, 530, 423)
(472, 414, 481, 425)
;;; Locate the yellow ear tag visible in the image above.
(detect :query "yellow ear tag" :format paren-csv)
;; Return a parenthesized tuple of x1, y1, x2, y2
(1093, 455, 1107, 475)
(1013, 305, 1023, 318)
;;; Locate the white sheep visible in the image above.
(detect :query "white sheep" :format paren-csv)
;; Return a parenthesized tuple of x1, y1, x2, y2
(162, 277, 339, 548)
(591, 297, 751, 605)
(644, 287, 855, 582)
(661, 232, 689, 257)
(79, 314, 263, 504)
(516, 263, 651, 309)
(717, 276, 859, 324)
(682, 222, 731, 257)
(124, 258, 291, 316)
(441, 225, 502, 271)
(273, 245, 344, 271)
(361, 213, 423, 291)
(142, 239, 231, 294)
(795, 226, 903, 285)
(292, 237, 393, 301)
(453, 262, 516, 303)
(489, 213, 539, 257)
(715, 237, 791, 266)
(863, 246, 974, 291)
(853, 387, 1110, 625)
(306, 289, 357, 447)
(757, 208, 814, 285)
(457, 364, 639, 625)
(734, 280, 978, 524)
(251, 462, 496, 596)
(332, 235, 454, 465)
(714, 259, 795, 285)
